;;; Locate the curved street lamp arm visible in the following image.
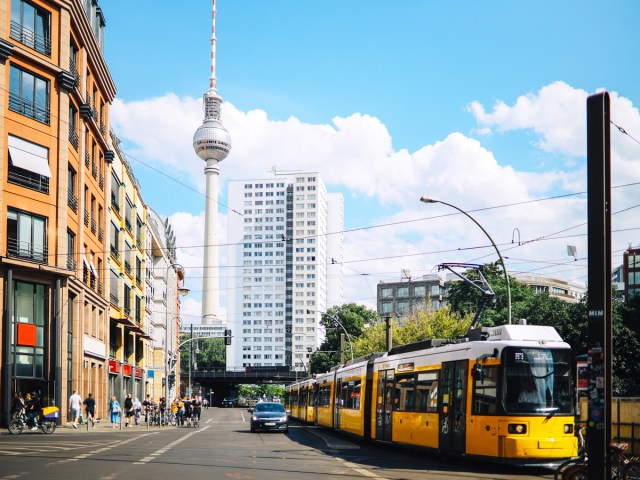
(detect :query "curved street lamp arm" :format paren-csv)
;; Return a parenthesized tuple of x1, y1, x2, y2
(420, 197, 512, 325)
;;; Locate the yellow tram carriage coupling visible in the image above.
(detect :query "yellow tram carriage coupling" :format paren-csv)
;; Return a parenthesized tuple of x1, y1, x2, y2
(285, 324, 577, 467)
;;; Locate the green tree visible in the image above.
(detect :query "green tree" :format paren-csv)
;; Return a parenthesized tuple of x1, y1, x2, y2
(308, 303, 377, 374)
(237, 384, 284, 400)
(180, 336, 226, 371)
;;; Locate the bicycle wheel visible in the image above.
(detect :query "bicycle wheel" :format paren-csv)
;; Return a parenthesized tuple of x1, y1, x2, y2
(8, 419, 24, 435)
(41, 420, 56, 434)
(555, 458, 585, 480)
(169, 414, 177, 426)
(623, 460, 640, 480)
(563, 464, 587, 480)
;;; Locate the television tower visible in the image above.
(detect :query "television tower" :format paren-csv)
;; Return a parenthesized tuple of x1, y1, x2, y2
(193, 0, 231, 324)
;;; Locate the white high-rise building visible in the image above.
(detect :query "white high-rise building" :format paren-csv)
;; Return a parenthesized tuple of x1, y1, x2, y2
(226, 173, 344, 371)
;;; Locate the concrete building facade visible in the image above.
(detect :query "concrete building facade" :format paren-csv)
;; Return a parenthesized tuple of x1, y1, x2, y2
(226, 173, 343, 371)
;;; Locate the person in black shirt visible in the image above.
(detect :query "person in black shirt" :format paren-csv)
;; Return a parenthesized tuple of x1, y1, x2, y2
(192, 397, 202, 425)
(124, 393, 134, 427)
(11, 392, 25, 420)
(25, 393, 42, 430)
(83, 393, 96, 428)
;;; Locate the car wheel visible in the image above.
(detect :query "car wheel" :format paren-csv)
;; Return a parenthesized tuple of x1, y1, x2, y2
(250, 427, 255, 432)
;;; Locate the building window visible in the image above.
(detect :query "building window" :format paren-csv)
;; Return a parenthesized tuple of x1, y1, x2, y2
(7, 135, 51, 194)
(11, 281, 47, 378)
(67, 230, 76, 270)
(10, 0, 51, 56)
(9, 65, 50, 124)
(7, 208, 47, 262)
(396, 287, 409, 297)
(414, 286, 426, 296)
(380, 287, 393, 298)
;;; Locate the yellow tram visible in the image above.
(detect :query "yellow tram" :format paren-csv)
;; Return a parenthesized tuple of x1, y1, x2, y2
(285, 324, 577, 466)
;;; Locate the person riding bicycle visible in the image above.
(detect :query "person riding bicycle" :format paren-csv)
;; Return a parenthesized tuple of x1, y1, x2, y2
(11, 392, 25, 420)
(25, 392, 41, 431)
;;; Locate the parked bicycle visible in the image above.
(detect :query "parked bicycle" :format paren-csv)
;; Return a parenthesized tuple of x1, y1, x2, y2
(556, 427, 640, 480)
(8, 407, 59, 435)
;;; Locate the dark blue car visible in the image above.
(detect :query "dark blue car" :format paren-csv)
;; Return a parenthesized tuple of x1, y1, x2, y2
(249, 402, 288, 433)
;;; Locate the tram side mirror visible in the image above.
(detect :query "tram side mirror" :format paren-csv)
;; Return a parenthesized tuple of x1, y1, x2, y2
(473, 364, 484, 381)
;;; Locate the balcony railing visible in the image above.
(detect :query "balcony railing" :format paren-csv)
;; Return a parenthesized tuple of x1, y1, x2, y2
(111, 193, 120, 214)
(69, 57, 80, 87)
(98, 227, 104, 242)
(69, 129, 79, 150)
(10, 20, 51, 56)
(91, 218, 96, 234)
(7, 237, 47, 263)
(136, 237, 143, 250)
(67, 256, 76, 271)
(124, 261, 132, 275)
(110, 244, 120, 261)
(92, 163, 97, 178)
(90, 273, 96, 290)
(82, 266, 88, 283)
(8, 92, 50, 125)
(125, 219, 132, 232)
(8, 164, 49, 194)
(110, 292, 119, 306)
(98, 280, 104, 295)
(67, 191, 78, 213)
(83, 209, 89, 226)
(85, 151, 90, 168)
(99, 174, 104, 190)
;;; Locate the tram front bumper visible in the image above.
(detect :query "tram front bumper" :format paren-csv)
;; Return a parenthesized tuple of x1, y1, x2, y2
(500, 435, 577, 459)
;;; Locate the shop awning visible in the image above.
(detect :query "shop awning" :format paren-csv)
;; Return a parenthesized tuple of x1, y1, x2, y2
(8, 135, 51, 177)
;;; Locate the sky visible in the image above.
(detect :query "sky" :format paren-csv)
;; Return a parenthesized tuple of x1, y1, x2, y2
(102, 1, 640, 325)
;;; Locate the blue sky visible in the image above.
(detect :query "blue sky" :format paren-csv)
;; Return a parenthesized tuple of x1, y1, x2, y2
(102, 1, 640, 321)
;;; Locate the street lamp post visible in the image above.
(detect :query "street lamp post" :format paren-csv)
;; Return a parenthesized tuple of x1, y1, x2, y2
(420, 196, 512, 325)
(307, 309, 354, 362)
(164, 263, 189, 410)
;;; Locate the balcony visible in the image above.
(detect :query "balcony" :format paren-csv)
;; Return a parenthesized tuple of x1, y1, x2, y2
(85, 151, 90, 168)
(8, 92, 50, 125)
(91, 162, 97, 178)
(124, 261, 132, 276)
(83, 209, 89, 226)
(10, 20, 51, 56)
(109, 292, 119, 306)
(99, 174, 104, 190)
(136, 238, 143, 250)
(125, 219, 132, 232)
(69, 57, 80, 87)
(8, 164, 49, 194)
(111, 193, 120, 214)
(91, 218, 96, 234)
(98, 227, 104, 242)
(69, 129, 79, 150)
(7, 237, 47, 263)
(90, 273, 96, 290)
(67, 257, 76, 271)
(98, 280, 104, 295)
(109, 244, 120, 261)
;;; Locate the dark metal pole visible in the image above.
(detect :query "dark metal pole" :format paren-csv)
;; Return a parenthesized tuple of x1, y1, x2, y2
(55, 279, 62, 416)
(340, 334, 345, 364)
(2, 270, 13, 426)
(586, 91, 612, 480)
(385, 316, 392, 352)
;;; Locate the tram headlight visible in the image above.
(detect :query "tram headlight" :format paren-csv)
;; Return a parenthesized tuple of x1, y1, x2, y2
(508, 423, 527, 434)
(564, 424, 574, 434)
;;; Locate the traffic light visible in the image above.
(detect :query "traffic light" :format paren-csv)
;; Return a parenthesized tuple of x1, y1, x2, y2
(224, 329, 232, 345)
(168, 373, 175, 388)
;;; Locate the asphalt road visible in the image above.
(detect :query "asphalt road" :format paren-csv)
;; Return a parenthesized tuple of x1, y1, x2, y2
(0, 408, 556, 480)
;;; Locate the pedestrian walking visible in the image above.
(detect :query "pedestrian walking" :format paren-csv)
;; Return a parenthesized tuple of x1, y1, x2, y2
(124, 393, 134, 427)
(142, 394, 152, 423)
(133, 397, 142, 425)
(192, 397, 202, 425)
(184, 396, 192, 427)
(83, 393, 96, 428)
(176, 396, 185, 426)
(109, 396, 121, 428)
(69, 390, 82, 429)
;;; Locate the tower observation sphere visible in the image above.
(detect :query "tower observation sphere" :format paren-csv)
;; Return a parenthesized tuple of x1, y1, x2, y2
(193, 88, 231, 162)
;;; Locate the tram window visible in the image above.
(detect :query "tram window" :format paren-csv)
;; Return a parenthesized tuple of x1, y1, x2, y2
(318, 385, 331, 407)
(394, 375, 416, 411)
(309, 389, 316, 407)
(473, 365, 498, 414)
(340, 379, 362, 409)
(416, 372, 438, 412)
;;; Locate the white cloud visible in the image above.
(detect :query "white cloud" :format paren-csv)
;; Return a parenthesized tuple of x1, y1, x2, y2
(111, 81, 640, 311)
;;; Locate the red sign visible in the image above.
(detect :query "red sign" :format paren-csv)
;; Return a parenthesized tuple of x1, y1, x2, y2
(577, 361, 588, 391)
(134, 367, 143, 379)
(17, 323, 37, 347)
(123, 364, 133, 377)
(108, 360, 120, 374)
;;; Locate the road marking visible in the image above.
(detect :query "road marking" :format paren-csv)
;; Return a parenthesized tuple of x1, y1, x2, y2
(54, 432, 157, 464)
(133, 426, 211, 465)
(341, 459, 390, 480)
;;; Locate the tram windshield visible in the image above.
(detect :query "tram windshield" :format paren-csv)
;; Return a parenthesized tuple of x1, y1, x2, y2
(502, 347, 573, 415)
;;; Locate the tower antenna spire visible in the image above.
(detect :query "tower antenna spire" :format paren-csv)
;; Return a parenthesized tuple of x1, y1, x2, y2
(210, 0, 217, 90)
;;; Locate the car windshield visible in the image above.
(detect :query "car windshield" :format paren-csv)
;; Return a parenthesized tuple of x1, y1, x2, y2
(255, 403, 284, 413)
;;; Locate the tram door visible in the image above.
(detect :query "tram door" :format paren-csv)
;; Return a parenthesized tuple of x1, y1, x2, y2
(439, 360, 467, 454)
(375, 369, 394, 441)
(334, 379, 342, 429)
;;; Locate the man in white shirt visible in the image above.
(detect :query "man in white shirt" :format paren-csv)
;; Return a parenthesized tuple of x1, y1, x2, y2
(69, 390, 82, 429)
